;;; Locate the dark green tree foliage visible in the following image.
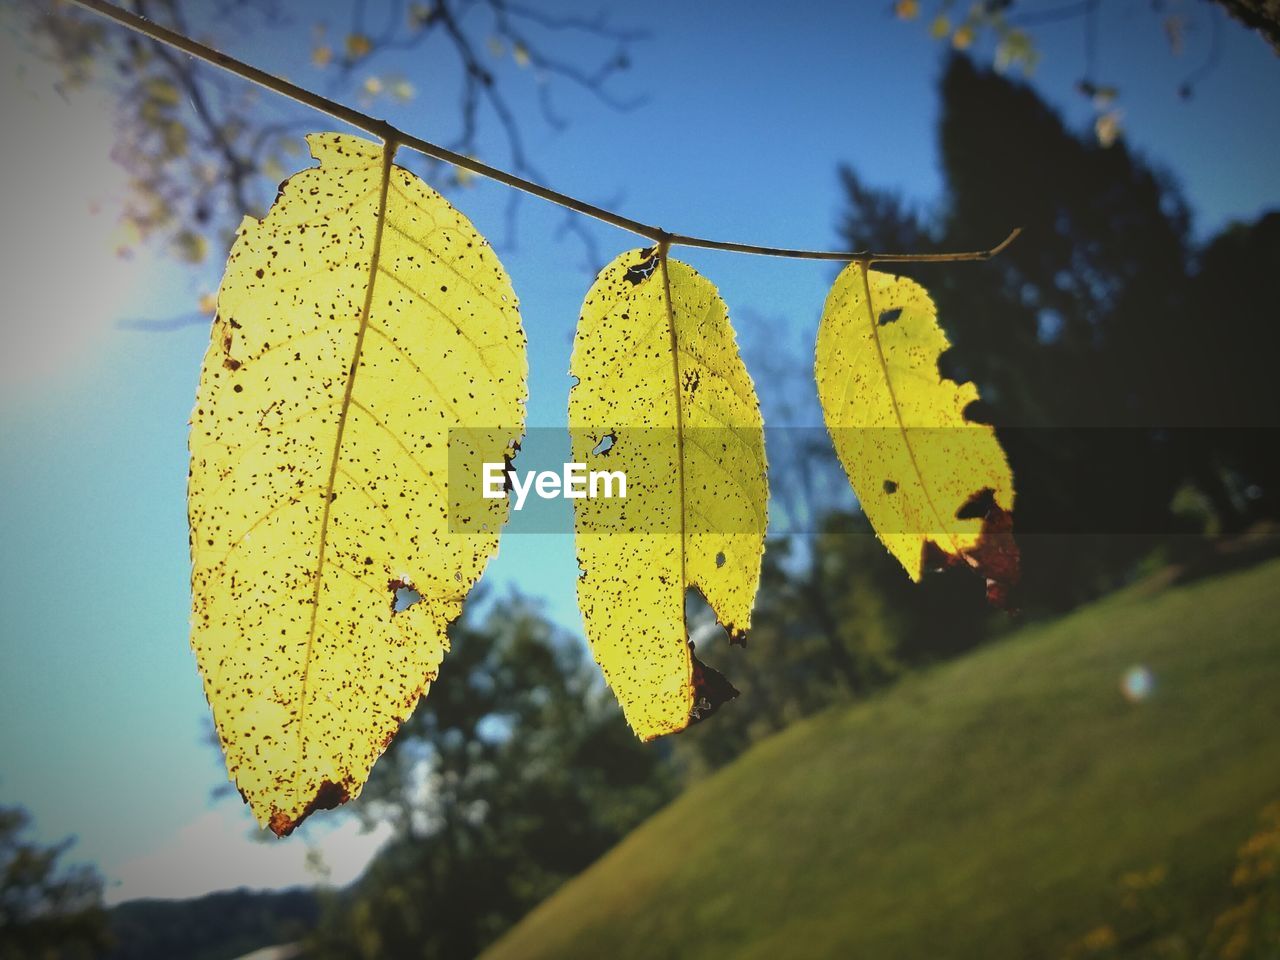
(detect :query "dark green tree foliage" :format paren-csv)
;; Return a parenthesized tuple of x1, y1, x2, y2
(0, 806, 107, 960)
(1183, 212, 1280, 522)
(307, 592, 677, 960)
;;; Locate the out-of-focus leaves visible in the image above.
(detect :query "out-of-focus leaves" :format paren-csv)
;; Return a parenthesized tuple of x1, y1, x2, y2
(344, 32, 372, 60)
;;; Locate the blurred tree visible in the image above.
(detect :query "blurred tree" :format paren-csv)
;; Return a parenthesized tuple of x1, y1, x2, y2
(16, 0, 642, 273)
(1182, 212, 1280, 528)
(305, 592, 677, 960)
(0, 805, 108, 960)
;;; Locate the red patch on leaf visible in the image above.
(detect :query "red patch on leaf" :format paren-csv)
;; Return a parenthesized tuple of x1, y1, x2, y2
(922, 488, 1021, 611)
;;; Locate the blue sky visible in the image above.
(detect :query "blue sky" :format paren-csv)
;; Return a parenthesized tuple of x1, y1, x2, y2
(1, 0, 1277, 903)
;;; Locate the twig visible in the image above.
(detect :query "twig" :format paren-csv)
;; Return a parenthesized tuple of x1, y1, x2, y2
(67, 0, 1020, 264)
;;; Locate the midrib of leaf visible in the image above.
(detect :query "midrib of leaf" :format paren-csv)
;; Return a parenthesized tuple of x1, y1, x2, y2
(856, 265, 958, 556)
(298, 142, 396, 757)
(659, 248, 691, 695)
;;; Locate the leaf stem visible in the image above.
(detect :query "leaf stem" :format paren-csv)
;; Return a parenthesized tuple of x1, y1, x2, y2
(69, 0, 1020, 264)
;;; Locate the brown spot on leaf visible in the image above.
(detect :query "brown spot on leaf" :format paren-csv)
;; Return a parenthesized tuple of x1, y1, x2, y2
(267, 779, 350, 837)
(687, 645, 739, 724)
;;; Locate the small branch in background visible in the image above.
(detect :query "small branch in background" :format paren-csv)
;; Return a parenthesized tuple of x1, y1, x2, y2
(1178, 4, 1224, 100)
(29, 0, 646, 277)
(65, 0, 1026, 267)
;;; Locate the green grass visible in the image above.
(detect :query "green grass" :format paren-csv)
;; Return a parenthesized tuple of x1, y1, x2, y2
(484, 560, 1280, 960)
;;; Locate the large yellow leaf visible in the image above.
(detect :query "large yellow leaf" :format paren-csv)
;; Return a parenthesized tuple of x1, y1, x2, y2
(188, 133, 526, 835)
(815, 262, 1018, 605)
(568, 247, 767, 739)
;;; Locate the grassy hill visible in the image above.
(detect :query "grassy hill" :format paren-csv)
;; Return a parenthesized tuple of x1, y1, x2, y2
(484, 560, 1280, 960)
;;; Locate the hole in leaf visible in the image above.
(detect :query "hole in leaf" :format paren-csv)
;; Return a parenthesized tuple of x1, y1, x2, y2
(715, 551, 726, 568)
(389, 579, 423, 613)
(883, 479, 898, 494)
(592, 431, 616, 456)
(878, 307, 902, 326)
(624, 249, 659, 285)
(956, 487, 997, 521)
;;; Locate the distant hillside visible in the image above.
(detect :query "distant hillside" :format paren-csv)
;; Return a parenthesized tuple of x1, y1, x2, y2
(485, 560, 1280, 960)
(107, 887, 318, 960)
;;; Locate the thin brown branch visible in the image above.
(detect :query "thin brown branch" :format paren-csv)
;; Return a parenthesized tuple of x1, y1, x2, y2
(67, 0, 1020, 264)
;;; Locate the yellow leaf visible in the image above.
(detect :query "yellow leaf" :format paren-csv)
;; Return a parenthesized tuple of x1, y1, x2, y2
(952, 24, 975, 49)
(311, 45, 332, 68)
(568, 248, 767, 739)
(189, 133, 526, 834)
(513, 42, 530, 67)
(344, 33, 372, 60)
(930, 14, 951, 39)
(815, 263, 1017, 606)
(1095, 109, 1122, 148)
(895, 0, 921, 20)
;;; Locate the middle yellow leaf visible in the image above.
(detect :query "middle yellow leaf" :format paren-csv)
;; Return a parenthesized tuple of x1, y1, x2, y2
(569, 247, 768, 739)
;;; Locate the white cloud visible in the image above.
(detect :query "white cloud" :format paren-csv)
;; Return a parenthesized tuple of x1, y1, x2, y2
(105, 801, 392, 905)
